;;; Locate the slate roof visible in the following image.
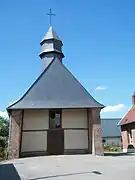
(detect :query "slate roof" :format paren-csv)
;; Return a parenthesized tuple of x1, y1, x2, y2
(118, 106, 135, 126)
(101, 118, 121, 137)
(40, 26, 62, 44)
(7, 58, 104, 110)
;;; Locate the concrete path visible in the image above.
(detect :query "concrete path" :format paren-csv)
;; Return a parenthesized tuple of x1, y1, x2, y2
(0, 154, 135, 180)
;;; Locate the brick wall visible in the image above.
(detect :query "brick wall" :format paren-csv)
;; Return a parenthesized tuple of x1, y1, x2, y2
(92, 108, 104, 155)
(8, 110, 23, 159)
(88, 108, 103, 156)
(121, 123, 135, 151)
(121, 130, 129, 150)
(132, 129, 135, 148)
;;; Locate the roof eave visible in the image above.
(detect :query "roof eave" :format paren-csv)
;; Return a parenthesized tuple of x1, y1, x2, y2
(39, 51, 64, 59)
(100, 104, 105, 109)
(40, 38, 63, 46)
(7, 104, 105, 111)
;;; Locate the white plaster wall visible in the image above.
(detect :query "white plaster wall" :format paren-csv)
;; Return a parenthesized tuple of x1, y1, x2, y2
(21, 131, 47, 152)
(62, 109, 87, 128)
(64, 130, 88, 149)
(23, 110, 49, 130)
(62, 109, 88, 150)
(22, 110, 48, 152)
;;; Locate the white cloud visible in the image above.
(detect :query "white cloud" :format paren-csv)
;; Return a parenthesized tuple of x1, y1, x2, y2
(0, 111, 9, 119)
(101, 104, 125, 113)
(95, 86, 107, 90)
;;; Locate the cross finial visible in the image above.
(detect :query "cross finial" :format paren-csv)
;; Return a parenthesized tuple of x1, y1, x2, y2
(46, 8, 56, 26)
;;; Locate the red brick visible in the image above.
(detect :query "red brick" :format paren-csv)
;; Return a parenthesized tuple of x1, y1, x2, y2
(8, 110, 23, 159)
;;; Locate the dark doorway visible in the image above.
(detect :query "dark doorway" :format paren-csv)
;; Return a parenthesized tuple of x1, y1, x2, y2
(47, 109, 64, 155)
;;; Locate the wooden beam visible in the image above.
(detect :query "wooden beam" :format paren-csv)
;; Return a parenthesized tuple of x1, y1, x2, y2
(19, 110, 24, 158)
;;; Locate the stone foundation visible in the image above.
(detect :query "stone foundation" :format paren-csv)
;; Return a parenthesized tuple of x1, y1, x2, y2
(8, 110, 23, 159)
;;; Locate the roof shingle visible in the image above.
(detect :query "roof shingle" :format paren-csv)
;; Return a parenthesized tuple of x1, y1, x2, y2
(118, 106, 135, 126)
(40, 26, 61, 44)
(7, 58, 104, 110)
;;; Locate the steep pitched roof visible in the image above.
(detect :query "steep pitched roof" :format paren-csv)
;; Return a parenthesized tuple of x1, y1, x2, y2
(101, 118, 121, 137)
(40, 26, 61, 44)
(118, 106, 135, 126)
(7, 58, 104, 110)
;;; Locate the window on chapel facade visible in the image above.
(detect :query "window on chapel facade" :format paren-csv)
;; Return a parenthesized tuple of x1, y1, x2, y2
(49, 110, 61, 129)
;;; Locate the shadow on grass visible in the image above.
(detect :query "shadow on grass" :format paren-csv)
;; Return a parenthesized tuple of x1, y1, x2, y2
(29, 170, 102, 180)
(0, 163, 21, 180)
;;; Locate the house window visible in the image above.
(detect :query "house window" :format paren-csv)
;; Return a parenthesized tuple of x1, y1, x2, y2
(127, 129, 133, 144)
(49, 110, 61, 129)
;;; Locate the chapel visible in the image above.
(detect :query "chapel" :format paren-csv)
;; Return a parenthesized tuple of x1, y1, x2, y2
(7, 17, 104, 159)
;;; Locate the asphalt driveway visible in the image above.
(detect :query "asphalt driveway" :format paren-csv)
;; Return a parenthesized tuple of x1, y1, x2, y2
(0, 154, 135, 180)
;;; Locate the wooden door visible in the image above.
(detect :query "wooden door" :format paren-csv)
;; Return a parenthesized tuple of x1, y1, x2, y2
(47, 109, 64, 155)
(47, 129, 64, 155)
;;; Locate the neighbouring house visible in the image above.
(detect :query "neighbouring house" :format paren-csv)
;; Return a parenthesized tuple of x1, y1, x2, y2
(101, 118, 121, 146)
(7, 25, 104, 159)
(118, 93, 135, 152)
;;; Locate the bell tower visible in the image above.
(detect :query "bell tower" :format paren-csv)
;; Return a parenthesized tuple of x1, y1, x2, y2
(39, 9, 64, 70)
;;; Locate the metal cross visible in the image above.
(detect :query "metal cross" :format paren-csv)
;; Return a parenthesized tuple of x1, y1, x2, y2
(46, 8, 56, 26)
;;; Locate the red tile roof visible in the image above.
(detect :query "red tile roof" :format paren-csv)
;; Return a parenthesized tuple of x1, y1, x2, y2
(118, 105, 135, 126)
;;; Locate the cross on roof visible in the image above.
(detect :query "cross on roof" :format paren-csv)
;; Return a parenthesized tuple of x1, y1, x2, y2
(46, 8, 56, 26)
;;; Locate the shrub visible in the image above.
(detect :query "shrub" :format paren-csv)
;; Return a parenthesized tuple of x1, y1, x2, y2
(0, 147, 7, 160)
(0, 116, 9, 160)
(104, 143, 122, 152)
(128, 144, 134, 149)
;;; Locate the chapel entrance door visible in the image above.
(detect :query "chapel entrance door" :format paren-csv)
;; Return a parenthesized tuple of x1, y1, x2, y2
(47, 109, 64, 155)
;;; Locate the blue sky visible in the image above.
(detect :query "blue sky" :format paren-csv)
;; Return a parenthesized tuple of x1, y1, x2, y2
(0, 0, 134, 118)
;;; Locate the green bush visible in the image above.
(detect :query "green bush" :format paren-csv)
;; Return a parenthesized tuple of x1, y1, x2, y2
(0, 147, 7, 160)
(0, 116, 9, 160)
(104, 143, 122, 152)
(128, 144, 134, 149)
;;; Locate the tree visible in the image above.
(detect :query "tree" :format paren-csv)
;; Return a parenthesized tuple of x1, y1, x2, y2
(0, 116, 9, 148)
(0, 116, 9, 160)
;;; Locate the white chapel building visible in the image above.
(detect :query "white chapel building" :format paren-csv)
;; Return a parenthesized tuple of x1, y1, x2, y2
(7, 24, 104, 159)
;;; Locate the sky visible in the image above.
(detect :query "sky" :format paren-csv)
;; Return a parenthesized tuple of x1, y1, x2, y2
(0, 0, 135, 118)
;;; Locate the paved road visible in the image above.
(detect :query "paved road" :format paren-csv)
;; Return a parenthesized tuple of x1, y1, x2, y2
(0, 154, 135, 180)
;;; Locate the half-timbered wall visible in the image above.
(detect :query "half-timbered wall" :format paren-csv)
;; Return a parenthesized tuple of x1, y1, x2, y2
(21, 110, 49, 152)
(62, 109, 88, 150)
(21, 109, 89, 154)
